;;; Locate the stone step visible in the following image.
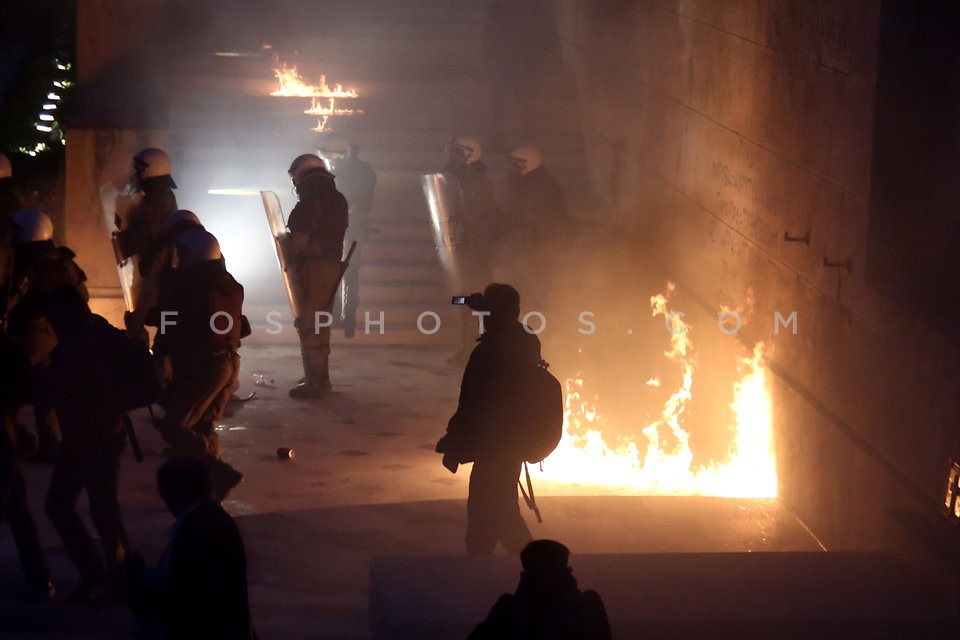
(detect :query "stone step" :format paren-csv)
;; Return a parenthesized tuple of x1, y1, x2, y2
(363, 237, 437, 262)
(362, 259, 443, 283)
(363, 219, 434, 241)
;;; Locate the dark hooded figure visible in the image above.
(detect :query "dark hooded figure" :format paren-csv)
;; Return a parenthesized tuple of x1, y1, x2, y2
(470, 539, 612, 640)
(33, 286, 132, 605)
(0, 151, 21, 316)
(0, 329, 54, 599)
(437, 283, 538, 554)
(123, 455, 254, 640)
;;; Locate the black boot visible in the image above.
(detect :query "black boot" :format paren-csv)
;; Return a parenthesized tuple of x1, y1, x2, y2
(288, 361, 331, 398)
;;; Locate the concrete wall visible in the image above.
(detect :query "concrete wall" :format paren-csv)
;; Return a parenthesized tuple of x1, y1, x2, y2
(553, 0, 960, 549)
(68, 0, 170, 325)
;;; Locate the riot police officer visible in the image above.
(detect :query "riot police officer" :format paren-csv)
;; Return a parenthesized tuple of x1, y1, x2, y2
(317, 134, 376, 339)
(150, 228, 244, 501)
(285, 153, 349, 398)
(6, 208, 89, 461)
(115, 147, 178, 346)
(442, 136, 503, 364)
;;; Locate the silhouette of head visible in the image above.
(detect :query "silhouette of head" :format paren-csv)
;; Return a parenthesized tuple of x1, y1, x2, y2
(36, 285, 91, 334)
(521, 539, 570, 577)
(157, 456, 213, 517)
(481, 283, 520, 326)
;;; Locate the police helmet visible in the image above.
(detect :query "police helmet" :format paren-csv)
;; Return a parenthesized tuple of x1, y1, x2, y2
(10, 208, 54, 244)
(175, 228, 221, 266)
(288, 153, 326, 186)
(508, 146, 542, 175)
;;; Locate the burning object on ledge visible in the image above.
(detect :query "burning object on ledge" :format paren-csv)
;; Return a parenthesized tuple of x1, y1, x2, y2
(944, 460, 960, 524)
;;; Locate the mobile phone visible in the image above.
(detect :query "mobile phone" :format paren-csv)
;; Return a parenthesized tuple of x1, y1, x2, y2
(451, 296, 467, 305)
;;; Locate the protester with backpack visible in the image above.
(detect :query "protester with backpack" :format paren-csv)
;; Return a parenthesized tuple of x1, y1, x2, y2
(437, 283, 561, 555)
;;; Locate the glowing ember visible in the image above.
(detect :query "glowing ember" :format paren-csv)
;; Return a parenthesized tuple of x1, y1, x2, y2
(539, 283, 777, 498)
(270, 65, 358, 98)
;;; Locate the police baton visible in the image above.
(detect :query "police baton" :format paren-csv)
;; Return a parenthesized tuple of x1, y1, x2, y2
(122, 413, 144, 463)
(324, 241, 358, 310)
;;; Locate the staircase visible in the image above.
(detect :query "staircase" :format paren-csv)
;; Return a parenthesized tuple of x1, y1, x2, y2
(160, 0, 590, 346)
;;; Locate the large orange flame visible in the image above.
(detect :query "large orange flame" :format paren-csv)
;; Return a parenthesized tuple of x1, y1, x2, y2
(538, 283, 777, 498)
(270, 65, 358, 98)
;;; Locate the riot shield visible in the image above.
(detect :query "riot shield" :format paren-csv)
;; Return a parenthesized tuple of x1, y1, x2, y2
(99, 182, 136, 312)
(421, 172, 477, 293)
(260, 190, 302, 320)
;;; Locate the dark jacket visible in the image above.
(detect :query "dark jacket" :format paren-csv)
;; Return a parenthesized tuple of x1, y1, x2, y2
(0, 331, 30, 505)
(505, 166, 578, 246)
(469, 570, 612, 640)
(446, 160, 505, 249)
(150, 260, 244, 356)
(333, 157, 377, 222)
(0, 178, 19, 233)
(117, 178, 178, 261)
(127, 498, 252, 640)
(34, 313, 126, 458)
(287, 167, 349, 261)
(442, 321, 542, 462)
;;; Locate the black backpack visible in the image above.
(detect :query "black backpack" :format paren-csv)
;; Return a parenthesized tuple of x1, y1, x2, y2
(96, 317, 162, 412)
(515, 360, 564, 464)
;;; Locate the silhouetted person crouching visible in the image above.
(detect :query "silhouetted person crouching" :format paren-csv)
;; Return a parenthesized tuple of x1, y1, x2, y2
(124, 456, 254, 639)
(470, 539, 612, 640)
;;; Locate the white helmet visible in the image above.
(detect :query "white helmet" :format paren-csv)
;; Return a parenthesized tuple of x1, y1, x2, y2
(175, 228, 221, 266)
(0, 152, 11, 180)
(134, 147, 172, 178)
(162, 209, 202, 235)
(508, 146, 542, 175)
(446, 135, 482, 164)
(316, 133, 350, 161)
(288, 153, 327, 185)
(10, 208, 54, 244)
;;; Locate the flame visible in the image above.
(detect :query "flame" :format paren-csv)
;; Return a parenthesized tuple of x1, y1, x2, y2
(270, 65, 359, 98)
(305, 97, 362, 132)
(539, 284, 777, 498)
(303, 96, 360, 116)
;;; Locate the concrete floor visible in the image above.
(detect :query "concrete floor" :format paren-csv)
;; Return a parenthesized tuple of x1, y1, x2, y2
(0, 340, 822, 639)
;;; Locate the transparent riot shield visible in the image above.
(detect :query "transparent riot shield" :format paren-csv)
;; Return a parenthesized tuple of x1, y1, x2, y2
(259, 190, 302, 320)
(421, 172, 476, 293)
(98, 182, 135, 312)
